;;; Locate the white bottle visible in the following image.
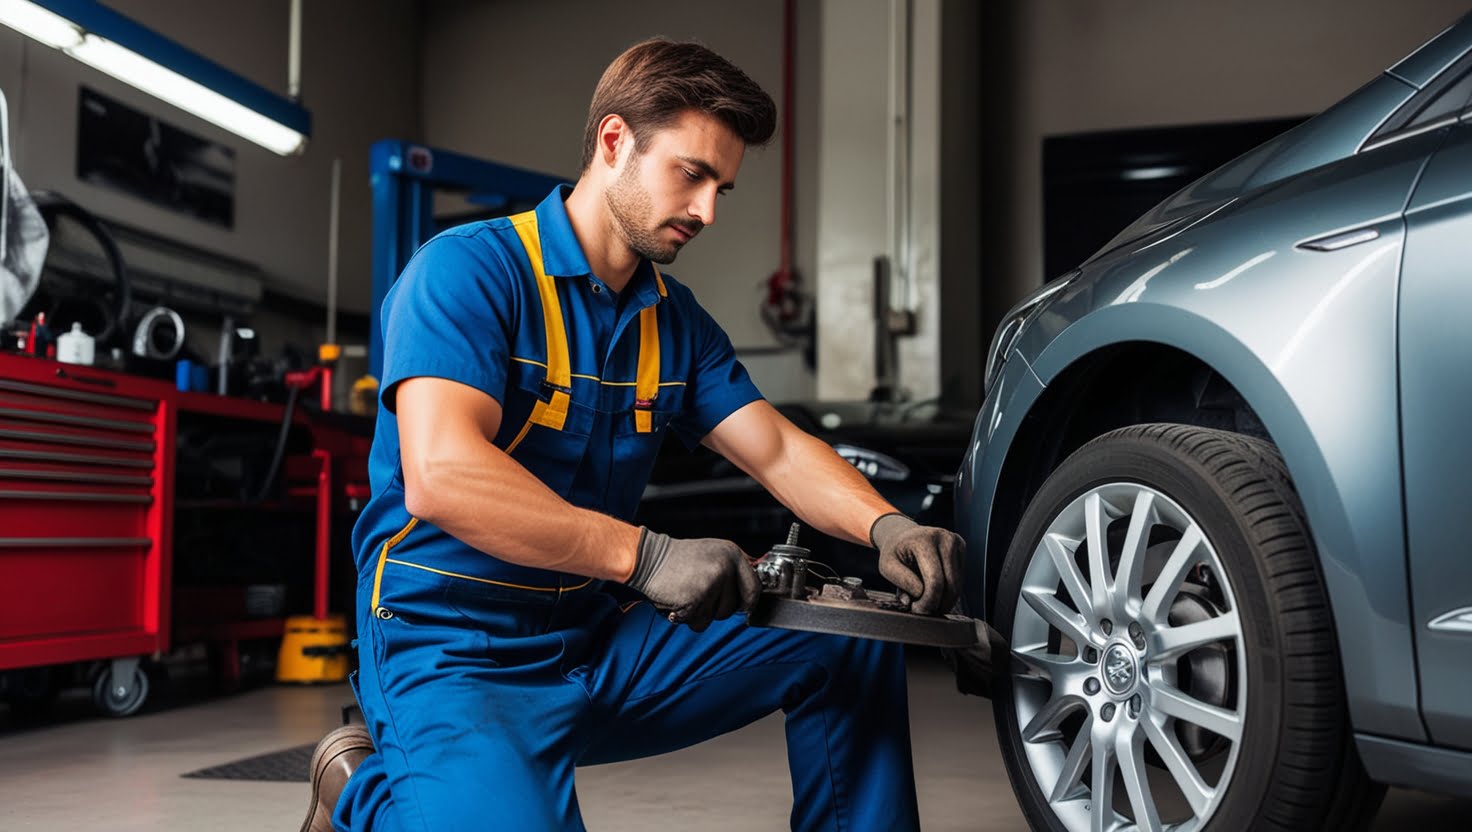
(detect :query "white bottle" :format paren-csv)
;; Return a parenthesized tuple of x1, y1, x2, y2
(57, 322, 96, 366)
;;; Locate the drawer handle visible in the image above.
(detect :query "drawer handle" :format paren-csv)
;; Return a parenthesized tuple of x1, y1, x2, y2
(0, 537, 150, 548)
(56, 368, 117, 389)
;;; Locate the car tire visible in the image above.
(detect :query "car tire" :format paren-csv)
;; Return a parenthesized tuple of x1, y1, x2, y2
(993, 423, 1384, 831)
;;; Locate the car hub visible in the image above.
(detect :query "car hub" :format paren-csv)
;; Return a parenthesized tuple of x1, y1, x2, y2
(1102, 643, 1138, 695)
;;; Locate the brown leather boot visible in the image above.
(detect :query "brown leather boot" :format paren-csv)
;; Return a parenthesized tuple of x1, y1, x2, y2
(301, 724, 374, 832)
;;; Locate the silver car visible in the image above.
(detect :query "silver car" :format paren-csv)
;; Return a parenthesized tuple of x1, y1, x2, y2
(956, 14, 1472, 831)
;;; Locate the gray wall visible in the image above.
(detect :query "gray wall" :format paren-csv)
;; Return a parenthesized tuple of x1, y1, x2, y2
(981, 0, 1472, 341)
(420, 0, 815, 403)
(0, 0, 419, 324)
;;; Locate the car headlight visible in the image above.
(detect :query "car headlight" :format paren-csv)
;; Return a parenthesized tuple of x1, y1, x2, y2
(983, 270, 1080, 398)
(832, 444, 910, 482)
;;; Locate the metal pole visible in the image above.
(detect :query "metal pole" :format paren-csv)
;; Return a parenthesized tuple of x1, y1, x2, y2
(887, 0, 911, 313)
(326, 157, 341, 346)
(0, 86, 10, 256)
(288, 0, 303, 101)
(216, 314, 232, 395)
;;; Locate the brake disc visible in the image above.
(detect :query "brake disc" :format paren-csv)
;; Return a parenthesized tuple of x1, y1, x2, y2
(1171, 583, 1234, 760)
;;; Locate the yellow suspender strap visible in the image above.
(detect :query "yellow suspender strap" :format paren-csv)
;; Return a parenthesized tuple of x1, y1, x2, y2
(509, 212, 571, 431)
(505, 213, 668, 438)
(634, 267, 669, 433)
(635, 307, 658, 433)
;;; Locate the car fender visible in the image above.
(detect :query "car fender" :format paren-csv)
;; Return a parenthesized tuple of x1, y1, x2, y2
(984, 302, 1422, 742)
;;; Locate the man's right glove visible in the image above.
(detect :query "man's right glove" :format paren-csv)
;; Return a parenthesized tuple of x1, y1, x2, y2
(624, 529, 762, 632)
(872, 512, 964, 615)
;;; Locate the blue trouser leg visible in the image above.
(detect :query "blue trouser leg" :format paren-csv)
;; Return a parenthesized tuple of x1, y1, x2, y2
(335, 566, 589, 831)
(335, 564, 918, 831)
(575, 601, 919, 832)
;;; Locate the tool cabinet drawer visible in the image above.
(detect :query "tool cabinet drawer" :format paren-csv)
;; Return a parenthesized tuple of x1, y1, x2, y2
(0, 540, 149, 640)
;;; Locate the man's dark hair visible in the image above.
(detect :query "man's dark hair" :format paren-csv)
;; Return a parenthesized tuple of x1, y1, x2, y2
(581, 38, 777, 171)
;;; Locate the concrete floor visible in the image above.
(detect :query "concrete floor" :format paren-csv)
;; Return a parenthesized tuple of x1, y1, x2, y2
(0, 655, 1467, 830)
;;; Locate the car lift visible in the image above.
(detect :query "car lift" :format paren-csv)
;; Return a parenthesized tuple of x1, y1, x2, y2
(368, 139, 566, 380)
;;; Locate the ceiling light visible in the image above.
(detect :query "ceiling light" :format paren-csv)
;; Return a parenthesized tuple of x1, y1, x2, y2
(0, 0, 310, 155)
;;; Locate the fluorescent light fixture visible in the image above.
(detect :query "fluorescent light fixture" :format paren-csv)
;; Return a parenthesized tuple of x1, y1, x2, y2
(68, 36, 306, 155)
(0, 0, 79, 49)
(0, 0, 310, 155)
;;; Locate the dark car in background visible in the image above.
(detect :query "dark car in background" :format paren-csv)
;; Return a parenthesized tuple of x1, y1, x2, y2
(638, 400, 972, 587)
(956, 14, 1472, 832)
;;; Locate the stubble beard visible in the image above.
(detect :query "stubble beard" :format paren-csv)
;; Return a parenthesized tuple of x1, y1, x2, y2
(605, 152, 692, 265)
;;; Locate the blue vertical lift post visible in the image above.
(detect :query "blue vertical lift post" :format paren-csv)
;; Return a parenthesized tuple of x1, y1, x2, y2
(369, 140, 566, 380)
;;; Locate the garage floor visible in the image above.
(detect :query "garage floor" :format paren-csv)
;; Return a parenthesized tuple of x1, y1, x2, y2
(1, 655, 1466, 830)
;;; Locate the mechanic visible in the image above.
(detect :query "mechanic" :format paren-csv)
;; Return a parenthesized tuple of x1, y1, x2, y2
(301, 38, 964, 832)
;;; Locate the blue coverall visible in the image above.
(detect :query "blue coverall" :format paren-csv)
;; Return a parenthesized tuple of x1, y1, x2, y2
(337, 187, 919, 830)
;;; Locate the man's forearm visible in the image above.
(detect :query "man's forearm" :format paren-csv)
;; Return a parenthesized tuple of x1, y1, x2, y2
(404, 440, 640, 582)
(756, 430, 898, 549)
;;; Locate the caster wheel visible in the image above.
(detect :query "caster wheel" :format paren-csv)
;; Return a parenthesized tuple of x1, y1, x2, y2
(92, 661, 149, 717)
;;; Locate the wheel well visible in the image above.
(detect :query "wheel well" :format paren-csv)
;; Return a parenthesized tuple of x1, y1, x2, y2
(984, 343, 1272, 616)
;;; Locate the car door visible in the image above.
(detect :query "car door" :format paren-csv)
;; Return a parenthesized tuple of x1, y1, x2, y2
(1398, 58, 1472, 751)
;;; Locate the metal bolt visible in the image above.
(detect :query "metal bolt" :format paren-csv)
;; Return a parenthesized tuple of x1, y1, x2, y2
(1102, 703, 1116, 722)
(1101, 619, 1113, 636)
(1129, 694, 1142, 717)
(1129, 622, 1143, 639)
(1085, 678, 1101, 695)
(1083, 647, 1099, 664)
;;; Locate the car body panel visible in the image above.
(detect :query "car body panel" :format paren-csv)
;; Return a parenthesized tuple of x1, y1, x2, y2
(1390, 14, 1472, 88)
(1090, 73, 1417, 263)
(961, 116, 1452, 743)
(955, 350, 1045, 623)
(1358, 733, 1472, 795)
(1400, 119, 1472, 750)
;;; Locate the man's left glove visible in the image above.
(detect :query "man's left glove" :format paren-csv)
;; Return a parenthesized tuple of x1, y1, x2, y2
(871, 513, 964, 615)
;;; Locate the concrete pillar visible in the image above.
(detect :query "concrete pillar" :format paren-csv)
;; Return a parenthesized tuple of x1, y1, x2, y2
(814, 0, 952, 405)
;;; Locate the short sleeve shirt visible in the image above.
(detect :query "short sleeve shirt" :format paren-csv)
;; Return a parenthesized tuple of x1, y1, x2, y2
(350, 186, 764, 587)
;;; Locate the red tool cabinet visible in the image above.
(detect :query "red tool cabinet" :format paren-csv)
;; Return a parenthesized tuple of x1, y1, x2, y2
(0, 352, 370, 714)
(0, 354, 175, 714)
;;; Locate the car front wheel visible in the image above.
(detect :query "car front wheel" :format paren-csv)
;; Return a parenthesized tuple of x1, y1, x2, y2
(993, 424, 1383, 831)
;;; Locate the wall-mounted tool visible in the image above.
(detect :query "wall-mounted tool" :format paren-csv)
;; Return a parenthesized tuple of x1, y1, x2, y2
(131, 305, 184, 360)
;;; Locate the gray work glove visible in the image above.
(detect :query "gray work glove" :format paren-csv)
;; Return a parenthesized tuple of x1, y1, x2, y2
(872, 513, 965, 615)
(625, 529, 762, 632)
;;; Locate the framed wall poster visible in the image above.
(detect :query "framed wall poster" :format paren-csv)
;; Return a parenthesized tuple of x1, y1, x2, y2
(76, 86, 236, 229)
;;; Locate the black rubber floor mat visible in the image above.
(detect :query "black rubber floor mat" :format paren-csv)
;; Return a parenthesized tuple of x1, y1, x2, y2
(181, 743, 314, 782)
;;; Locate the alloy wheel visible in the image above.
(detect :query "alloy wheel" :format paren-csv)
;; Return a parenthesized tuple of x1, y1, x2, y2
(1010, 483, 1246, 832)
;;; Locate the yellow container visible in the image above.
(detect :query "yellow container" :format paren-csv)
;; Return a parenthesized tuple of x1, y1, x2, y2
(276, 614, 350, 683)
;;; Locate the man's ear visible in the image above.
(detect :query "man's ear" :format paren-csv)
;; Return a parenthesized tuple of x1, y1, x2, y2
(596, 114, 630, 170)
